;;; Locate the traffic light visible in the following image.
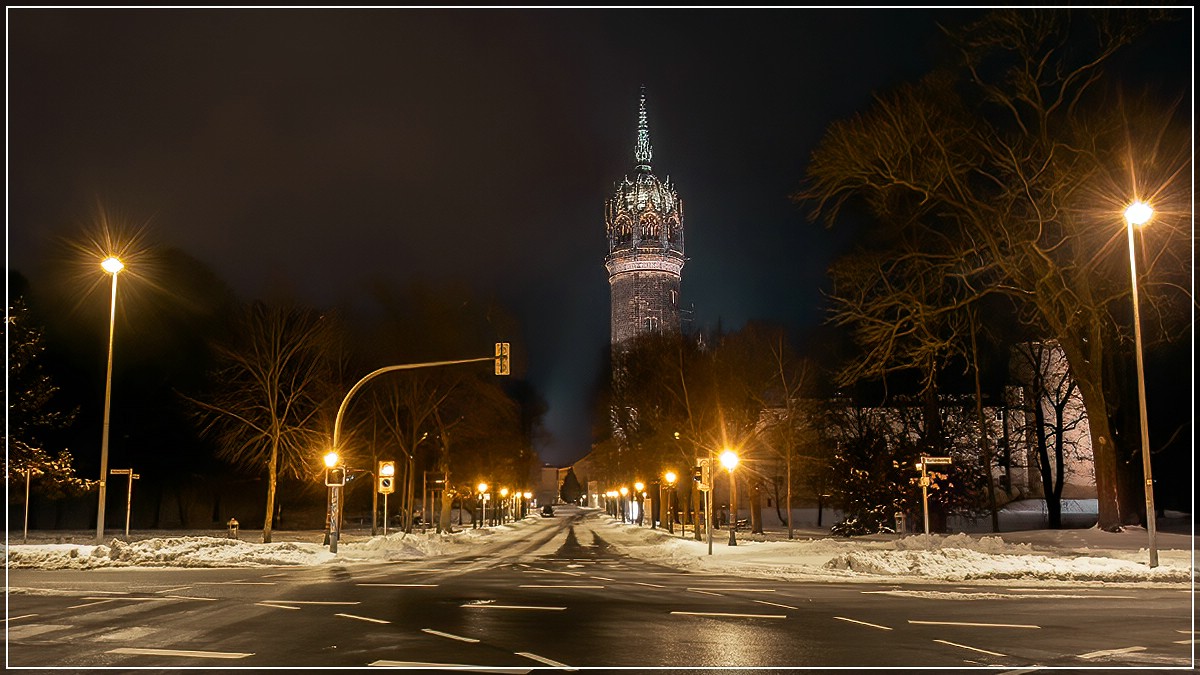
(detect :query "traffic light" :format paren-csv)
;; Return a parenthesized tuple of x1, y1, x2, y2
(378, 461, 395, 494)
(495, 342, 510, 376)
(692, 466, 703, 482)
(326, 466, 346, 487)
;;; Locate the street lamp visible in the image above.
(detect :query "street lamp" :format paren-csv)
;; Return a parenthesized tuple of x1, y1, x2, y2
(664, 471, 677, 534)
(95, 256, 124, 543)
(500, 487, 510, 524)
(720, 449, 739, 546)
(477, 482, 489, 528)
(619, 486, 629, 523)
(1123, 200, 1159, 568)
(634, 482, 645, 525)
(323, 450, 342, 551)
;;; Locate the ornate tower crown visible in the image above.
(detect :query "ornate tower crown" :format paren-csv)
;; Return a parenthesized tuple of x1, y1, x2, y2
(604, 88, 686, 346)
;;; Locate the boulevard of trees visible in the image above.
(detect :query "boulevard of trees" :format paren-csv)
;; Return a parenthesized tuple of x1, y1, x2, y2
(6, 257, 542, 543)
(589, 9, 1191, 535)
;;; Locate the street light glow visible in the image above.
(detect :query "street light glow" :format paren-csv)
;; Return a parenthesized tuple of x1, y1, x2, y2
(619, 486, 629, 496)
(1124, 200, 1154, 227)
(720, 449, 739, 470)
(500, 487, 509, 498)
(379, 462, 395, 477)
(323, 451, 340, 468)
(101, 256, 125, 274)
(664, 471, 677, 484)
(477, 482, 488, 494)
(634, 481, 644, 492)
(523, 491, 531, 499)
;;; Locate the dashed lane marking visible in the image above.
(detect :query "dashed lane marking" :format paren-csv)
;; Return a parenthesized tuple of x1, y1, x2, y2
(422, 628, 479, 643)
(255, 602, 300, 610)
(68, 599, 117, 610)
(108, 647, 253, 659)
(833, 616, 891, 630)
(461, 604, 567, 611)
(589, 576, 615, 581)
(687, 587, 775, 593)
(368, 661, 529, 673)
(5, 614, 38, 622)
(516, 651, 576, 670)
(755, 600, 799, 610)
(1077, 646, 1147, 659)
(335, 612, 391, 624)
(519, 584, 604, 589)
(909, 620, 1039, 629)
(671, 611, 787, 619)
(632, 582, 665, 588)
(356, 583, 438, 587)
(933, 639, 1007, 657)
(194, 581, 276, 585)
(689, 590, 724, 597)
(266, 600, 359, 605)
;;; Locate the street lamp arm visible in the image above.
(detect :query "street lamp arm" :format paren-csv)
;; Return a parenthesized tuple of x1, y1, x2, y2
(332, 356, 494, 449)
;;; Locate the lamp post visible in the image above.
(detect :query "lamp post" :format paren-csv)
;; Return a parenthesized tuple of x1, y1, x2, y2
(619, 486, 629, 523)
(477, 482, 488, 528)
(323, 451, 341, 552)
(720, 449, 739, 546)
(634, 482, 645, 525)
(500, 487, 510, 524)
(95, 256, 124, 543)
(664, 471, 677, 534)
(1124, 200, 1159, 568)
(523, 491, 532, 519)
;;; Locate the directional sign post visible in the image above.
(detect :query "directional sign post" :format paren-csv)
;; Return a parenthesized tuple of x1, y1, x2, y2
(917, 456, 952, 536)
(109, 468, 140, 539)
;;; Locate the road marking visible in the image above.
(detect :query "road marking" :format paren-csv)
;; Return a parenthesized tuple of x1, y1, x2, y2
(909, 620, 1039, 629)
(261, 573, 288, 578)
(108, 647, 253, 659)
(356, 583, 438, 587)
(590, 576, 614, 581)
(156, 586, 193, 593)
(1077, 646, 1147, 659)
(689, 590, 724, 597)
(195, 581, 276, 586)
(336, 612, 391, 624)
(518, 584, 604, 589)
(255, 602, 300, 610)
(687, 587, 775, 593)
(1173, 639, 1196, 645)
(671, 611, 787, 619)
(68, 599, 116, 609)
(516, 651, 576, 670)
(933, 639, 1006, 657)
(5, 614, 38, 622)
(422, 628, 479, 643)
(834, 616, 891, 630)
(267, 600, 360, 605)
(461, 604, 566, 611)
(82, 596, 165, 601)
(368, 661, 529, 673)
(632, 582, 665, 588)
(755, 600, 799, 610)
(164, 595, 219, 601)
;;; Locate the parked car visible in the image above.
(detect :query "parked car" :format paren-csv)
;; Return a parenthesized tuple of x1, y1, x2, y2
(540, 504, 555, 517)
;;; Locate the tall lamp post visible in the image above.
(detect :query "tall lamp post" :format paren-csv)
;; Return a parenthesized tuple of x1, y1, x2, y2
(1124, 200, 1158, 568)
(95, 256, 124, 543)
(619, 486, 629, 523)
(663, 471, 677, 534)
(477, 483, 489, 528)
(720, 449, 739, 546)
(633, 482, 645, 525)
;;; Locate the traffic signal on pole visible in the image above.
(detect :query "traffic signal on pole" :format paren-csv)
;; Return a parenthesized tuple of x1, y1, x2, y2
(378, 461, 395, 494)
(326, 466, 346, 487)
(495, 342, 510, 376)
(692, 466, 702, 482)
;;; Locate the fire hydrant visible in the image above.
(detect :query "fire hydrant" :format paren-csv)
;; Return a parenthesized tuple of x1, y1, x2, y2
(227, 517, 239, 540)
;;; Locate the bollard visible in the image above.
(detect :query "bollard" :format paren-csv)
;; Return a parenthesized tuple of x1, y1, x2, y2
(227, 517, 239, 540)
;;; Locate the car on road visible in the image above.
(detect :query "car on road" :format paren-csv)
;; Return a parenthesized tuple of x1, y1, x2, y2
(540, 504, 555, 517)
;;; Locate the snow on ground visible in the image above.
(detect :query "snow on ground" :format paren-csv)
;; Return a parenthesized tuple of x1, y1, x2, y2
(6, 507, 1194, 586)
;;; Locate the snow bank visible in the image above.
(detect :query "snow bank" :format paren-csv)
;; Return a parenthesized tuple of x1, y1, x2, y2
(6, 537, 334, 569)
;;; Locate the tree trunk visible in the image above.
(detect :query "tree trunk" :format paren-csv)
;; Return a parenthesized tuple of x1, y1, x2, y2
(969, 311, 1000, 532)
(263, 440, 278, 543)
(1060, 338, 1125, 531)
(749, 481, 763, 534)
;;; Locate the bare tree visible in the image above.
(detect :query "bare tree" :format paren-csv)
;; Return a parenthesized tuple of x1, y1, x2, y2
(800, 10, 1191, 530)
(188, 302, 339, 543)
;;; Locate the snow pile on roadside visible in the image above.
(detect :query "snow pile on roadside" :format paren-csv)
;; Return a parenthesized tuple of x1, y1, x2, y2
(591, 514, 1193, 584)
(6, 537, 334, 570)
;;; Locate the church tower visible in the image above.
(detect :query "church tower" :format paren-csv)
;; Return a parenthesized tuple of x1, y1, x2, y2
(605, 88, 686, 346)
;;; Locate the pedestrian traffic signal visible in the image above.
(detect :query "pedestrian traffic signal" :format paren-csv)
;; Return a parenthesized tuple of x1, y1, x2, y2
(326, 466, 346, 487)
(495, 342, 510, 376)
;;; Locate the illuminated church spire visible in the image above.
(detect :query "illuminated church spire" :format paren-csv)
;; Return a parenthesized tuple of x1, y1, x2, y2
(634, 85, 652, 171)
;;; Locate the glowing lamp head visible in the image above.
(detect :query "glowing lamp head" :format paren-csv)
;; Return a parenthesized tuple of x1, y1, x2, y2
(634, 481, 644, 492)
(323, 451, 340, 468)
(477, 482, 488, 494)
(664, 471, 677, 484)
(1124, 201, 1154, 227)
(523, 491, 531, 499)
(101, 257, 125, 274)
(719, 449, 739, 470)
(500, 487, 509, 498)
(619, 486, 629, 496)
(379, 461, 395, 477)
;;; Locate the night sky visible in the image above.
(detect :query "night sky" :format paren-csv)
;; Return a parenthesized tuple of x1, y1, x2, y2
(7, 9, 1184, 467)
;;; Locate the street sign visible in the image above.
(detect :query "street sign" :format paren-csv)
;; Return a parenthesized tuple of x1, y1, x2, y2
(921, 456, 953, 465)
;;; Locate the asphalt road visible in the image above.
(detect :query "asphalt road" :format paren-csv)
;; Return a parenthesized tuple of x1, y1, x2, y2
(7, 510, 1193, 670)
